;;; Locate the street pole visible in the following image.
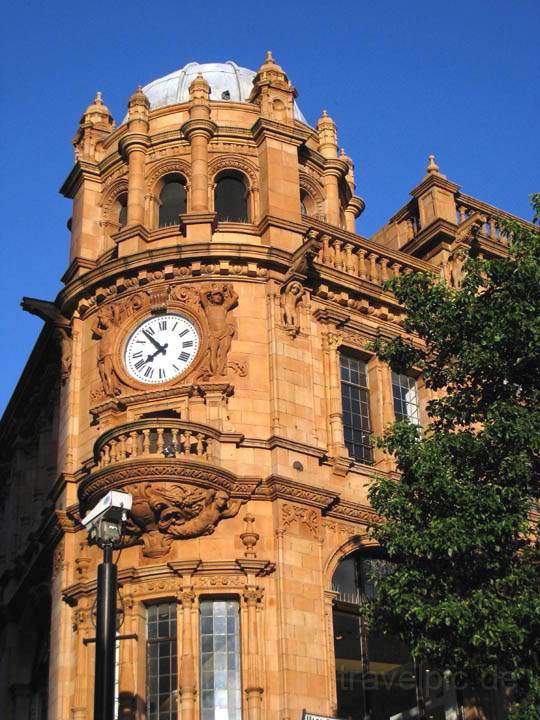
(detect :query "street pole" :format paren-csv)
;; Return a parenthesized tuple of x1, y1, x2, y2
(94, 541, 117, 720)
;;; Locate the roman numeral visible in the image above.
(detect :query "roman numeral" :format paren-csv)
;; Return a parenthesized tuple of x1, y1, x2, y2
(179, 328, 189, 337)
(146, 326, 155, 335)
(133, 351, 143, 358)
(159, 320, 167, 331)
(134, 359, 146, 370)
(171, 322, 178, 331)
(135, 340, 145, 344)
(173, 364, 179, 371)
(182, 340, 194, 348)
(144, 367, 154, 378)
(178, 351, 190, 362)
(159, 368, 166, 379)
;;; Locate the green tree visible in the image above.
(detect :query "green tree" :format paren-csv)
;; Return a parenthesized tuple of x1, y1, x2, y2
(368, 195, 540, 719)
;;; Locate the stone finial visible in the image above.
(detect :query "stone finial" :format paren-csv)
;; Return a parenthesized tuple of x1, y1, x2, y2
(189, 72, 211, 101)
(81, 91, 114, 128)
(427, 154, 440, 175)
(340, 148, 355, 189)
(240, 513, 260, 558)
(317, 110, 338, 158)
(128, 85, 150, 110)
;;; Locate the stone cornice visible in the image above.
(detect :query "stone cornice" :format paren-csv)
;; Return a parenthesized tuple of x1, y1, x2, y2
(256, 475, 339, 509)
(399, 218, 458, 257)
(239, 435, 326, 459)
(59, 160, 102, 198)
(251, 117, 311, 147)
(410, 173, 460, 199)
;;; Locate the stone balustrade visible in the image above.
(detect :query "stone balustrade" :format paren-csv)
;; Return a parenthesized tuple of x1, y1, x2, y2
(455, 199, 508, 245)
(94, 419, 219, 469)
(309, 228, 432, 285)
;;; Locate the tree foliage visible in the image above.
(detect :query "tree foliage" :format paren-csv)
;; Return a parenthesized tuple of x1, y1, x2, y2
(368, 195, 540, 718)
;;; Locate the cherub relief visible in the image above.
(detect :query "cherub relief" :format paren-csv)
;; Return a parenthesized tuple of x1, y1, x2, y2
(199, 283, 239, 376)
(92, 304, 121, 397)
(124, 483, 242, 557)
(281, 280, 304, 337)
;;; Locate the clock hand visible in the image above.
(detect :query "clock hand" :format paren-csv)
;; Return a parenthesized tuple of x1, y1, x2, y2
(145, 343, 168, 363)
(142, 329, 166, 353)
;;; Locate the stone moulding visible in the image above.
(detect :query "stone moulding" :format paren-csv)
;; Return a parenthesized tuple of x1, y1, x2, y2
(78, 457, 258, 507)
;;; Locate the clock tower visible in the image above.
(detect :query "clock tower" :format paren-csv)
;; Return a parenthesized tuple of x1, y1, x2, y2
(0, 53, 517, 720)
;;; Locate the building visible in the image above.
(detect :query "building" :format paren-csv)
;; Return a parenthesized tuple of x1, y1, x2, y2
(0, 53, 522, 720)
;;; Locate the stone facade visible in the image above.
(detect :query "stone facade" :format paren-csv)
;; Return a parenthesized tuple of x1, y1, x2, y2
(0, 54, 528, 720)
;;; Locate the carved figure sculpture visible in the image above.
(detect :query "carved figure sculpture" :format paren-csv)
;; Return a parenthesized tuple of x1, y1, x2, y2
(199, 283, 238, 376)
(54, 327, 72, 385)
(281, 280, 304, 337)
(92, 304, 121, 397)
(124, 482, 242, 557)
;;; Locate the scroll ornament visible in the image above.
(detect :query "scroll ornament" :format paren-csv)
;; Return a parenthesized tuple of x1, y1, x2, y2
(123, 482, 243, 557)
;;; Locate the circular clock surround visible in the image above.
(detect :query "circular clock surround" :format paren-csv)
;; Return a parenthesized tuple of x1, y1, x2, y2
(124, 313, 200, 385)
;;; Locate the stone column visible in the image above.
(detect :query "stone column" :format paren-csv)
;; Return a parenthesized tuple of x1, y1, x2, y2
(71, 596, 93, 720)
(243, 585, 264, 720)
(322, 330, 346, 456)
(181, 74, 217, 240)
(317, 111, 342, 227)
(118, 595, 137, 720)
(124, 87, 150, 227)
(178, 589, 197, 720)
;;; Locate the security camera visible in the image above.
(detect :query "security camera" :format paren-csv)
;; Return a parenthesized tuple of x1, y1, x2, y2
(82, 490, 133, 546)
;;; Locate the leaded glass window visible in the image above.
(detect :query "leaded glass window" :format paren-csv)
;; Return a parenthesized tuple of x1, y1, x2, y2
(391, 371, 419, 423)
(340, 352, 373, 464)
(200, 599, 241, 720)
(214, 172, 248, 223)
(146, 602, 178, 720)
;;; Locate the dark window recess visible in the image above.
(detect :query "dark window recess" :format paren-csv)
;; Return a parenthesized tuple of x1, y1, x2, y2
(118, 193, 128, 227)
(339, 353, 373, 464)
(214, 174, 248, 222)
(332, 552, 417, 720)
(146, 602, 178, 720)
(159, 178, 186, 227)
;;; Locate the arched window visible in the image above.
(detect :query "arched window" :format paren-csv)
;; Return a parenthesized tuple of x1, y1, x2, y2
(300, 189, 314, 216)
(332, 550, 459, 719)
(117, 193, 128, 227)
(158, 174, 187, 228)
(214, 171, 248, 223)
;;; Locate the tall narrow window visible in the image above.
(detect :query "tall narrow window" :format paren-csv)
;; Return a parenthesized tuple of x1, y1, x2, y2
(391, 371, 419, 423)
(214, 172, 248, 223)
(200, 599, 241, 720)
(159, 175, 186, 227)
(146, 602, 178, 720)
(340, 352, 373, 464)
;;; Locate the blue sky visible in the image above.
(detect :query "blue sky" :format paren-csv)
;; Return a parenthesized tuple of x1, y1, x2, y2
(1, 0, 538, 414)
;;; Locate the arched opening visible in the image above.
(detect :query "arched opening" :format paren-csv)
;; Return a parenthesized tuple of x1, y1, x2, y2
(214, 171, 248, 223)
(117, 192, 128, 227)
(158, 174, 187, 228)
(332, 549, 460, 719)
(300, 189, 315, 217)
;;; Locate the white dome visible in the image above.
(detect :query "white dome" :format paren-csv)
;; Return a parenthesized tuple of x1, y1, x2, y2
(140, 60, 307, 124)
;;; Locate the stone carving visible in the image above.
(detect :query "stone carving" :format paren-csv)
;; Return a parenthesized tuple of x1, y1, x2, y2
(198, 283, 238, 377)
(240, 513, 259, 558)
(92, 304, 122, 397)
(281, 280, 304, 337)
(281, 503, 320, 537)
(54, 327, 72, 385)
(124, 482, 243, 557)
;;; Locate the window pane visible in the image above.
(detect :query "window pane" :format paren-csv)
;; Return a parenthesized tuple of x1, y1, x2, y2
(146, 602, 178, 720)
(159, 179, 186, 227)
(340, 353, 373, 463)
(199, 599, 241, 720)
(215, 176, 248, 222)
(392, 371, 419, 424)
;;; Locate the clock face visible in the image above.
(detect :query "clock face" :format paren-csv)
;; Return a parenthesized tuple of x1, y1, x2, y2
(124, 313, 200, 384)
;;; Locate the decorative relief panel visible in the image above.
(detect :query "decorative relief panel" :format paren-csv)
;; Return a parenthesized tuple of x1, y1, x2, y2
(280, 502, 321, 538)
(123, 482, 243, 557)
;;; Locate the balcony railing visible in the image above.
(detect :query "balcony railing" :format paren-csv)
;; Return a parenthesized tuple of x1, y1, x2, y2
(94, 419, 220, 470)
(307, 226, 434, 286)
